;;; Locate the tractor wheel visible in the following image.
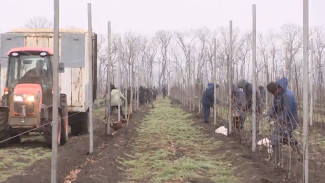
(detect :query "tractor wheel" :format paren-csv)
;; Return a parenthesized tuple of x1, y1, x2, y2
(60, 94, 68, 145)
(0, 110, 9, 147)
(60, 113, 68, 145)
(43, 112, 62, 147)
(8, 130, 21, 144)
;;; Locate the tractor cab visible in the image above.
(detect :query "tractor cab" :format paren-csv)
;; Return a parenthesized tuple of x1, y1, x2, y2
(5, 48, 53, 107)
(0, 47, 69, 146)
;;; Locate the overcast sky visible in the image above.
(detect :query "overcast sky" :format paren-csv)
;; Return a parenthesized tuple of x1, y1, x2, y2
(0, 0, 324, 35)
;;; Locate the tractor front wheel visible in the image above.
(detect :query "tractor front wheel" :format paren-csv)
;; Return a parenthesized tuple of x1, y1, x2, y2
(0, 110, 9, 147)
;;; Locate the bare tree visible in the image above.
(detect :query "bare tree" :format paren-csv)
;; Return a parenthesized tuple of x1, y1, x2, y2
(195, 28, 212, 86)
(174, 31, 197, 109)
(25, 16, 52, 28)
(155, 30, 172, 89)
(311, 27, 325, 100)
(281, 24, 302, 90)
(143, 40, 158, 86)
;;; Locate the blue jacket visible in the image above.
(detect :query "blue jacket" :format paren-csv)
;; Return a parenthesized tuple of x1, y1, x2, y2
(268, 77, 298, 130)
(201, 86, 215, 107)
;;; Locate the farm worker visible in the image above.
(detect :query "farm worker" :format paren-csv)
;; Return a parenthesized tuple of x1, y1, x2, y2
(207, 83, 214, 89)
(20, 59, 50, 88)
(139, 86, 146, 105)
(23, 59, 47, 78)
(237, 79, 261, 113)
(201, 83, 219, 123)
(237, 79, 262, 133)
(26, 59, 46, 76)
(265, 78, 301, 166)
(231, 84, 246, 129)
(146, 88, 154, 108)
(110, 84, 126, 119)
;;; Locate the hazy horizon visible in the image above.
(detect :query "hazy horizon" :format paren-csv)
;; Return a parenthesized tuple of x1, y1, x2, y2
(0, 0, 324, 35)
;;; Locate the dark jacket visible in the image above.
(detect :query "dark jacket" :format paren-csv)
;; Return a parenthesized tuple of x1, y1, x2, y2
(201, 87, 215, 107)
(242, 82, 261, 113)
(139, 86, 146, 105)
(233, 89, 245, 110)
(207, 83, 214, 89)
(268, 77, 298, 130)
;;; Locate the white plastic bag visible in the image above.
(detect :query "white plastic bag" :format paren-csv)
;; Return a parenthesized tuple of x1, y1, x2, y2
(215, 126, 228, 136)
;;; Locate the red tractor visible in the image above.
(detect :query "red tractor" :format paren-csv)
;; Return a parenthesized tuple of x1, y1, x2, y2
(0, 47, 68, 146)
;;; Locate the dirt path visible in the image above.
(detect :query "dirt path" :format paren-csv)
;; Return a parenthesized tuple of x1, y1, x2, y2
(71, 106, 150, 183)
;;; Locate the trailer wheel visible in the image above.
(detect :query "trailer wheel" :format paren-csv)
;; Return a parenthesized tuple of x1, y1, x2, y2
(0, 110, 9, 147)
(44, 112, 62, 147)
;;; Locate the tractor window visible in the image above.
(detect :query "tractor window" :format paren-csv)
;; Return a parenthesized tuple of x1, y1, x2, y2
(7, 58, 19, 91)
(20, 58, 48, 78)
(7, 54, 52, 92)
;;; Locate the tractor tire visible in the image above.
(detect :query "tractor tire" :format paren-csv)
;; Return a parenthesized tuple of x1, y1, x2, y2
(70, 112, 88, 136)
(60, 95, 68, 145)
(0, 110, 9, 147)
(8, 130, 21, 144)
(43, 112, 62, 147)
(60, 115, 68, 145)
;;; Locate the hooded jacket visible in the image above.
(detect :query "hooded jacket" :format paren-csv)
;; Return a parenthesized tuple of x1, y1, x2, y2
(201, 86, 215, 107)
(269, 77, 298, 130)
(207, 83, 214, 89)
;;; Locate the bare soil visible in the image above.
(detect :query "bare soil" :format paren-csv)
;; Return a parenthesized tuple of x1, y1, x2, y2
(187, 100, 325, 183)
(2, 98, 325, 183)
(4, 106, 150, 183)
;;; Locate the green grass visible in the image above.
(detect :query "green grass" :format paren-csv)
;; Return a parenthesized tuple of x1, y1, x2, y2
(120, 98, 236, 183)
(0, 145, 51, 182)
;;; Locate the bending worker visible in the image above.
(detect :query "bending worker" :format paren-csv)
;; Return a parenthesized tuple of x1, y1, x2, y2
(201, 83, 219, 123)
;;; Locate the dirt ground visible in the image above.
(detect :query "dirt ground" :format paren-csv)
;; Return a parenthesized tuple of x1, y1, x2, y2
(188, 102, 325, 183)
(1, 98, 324, 183)
(2, 105, 149, 183)
(194, 118, 286, 183)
